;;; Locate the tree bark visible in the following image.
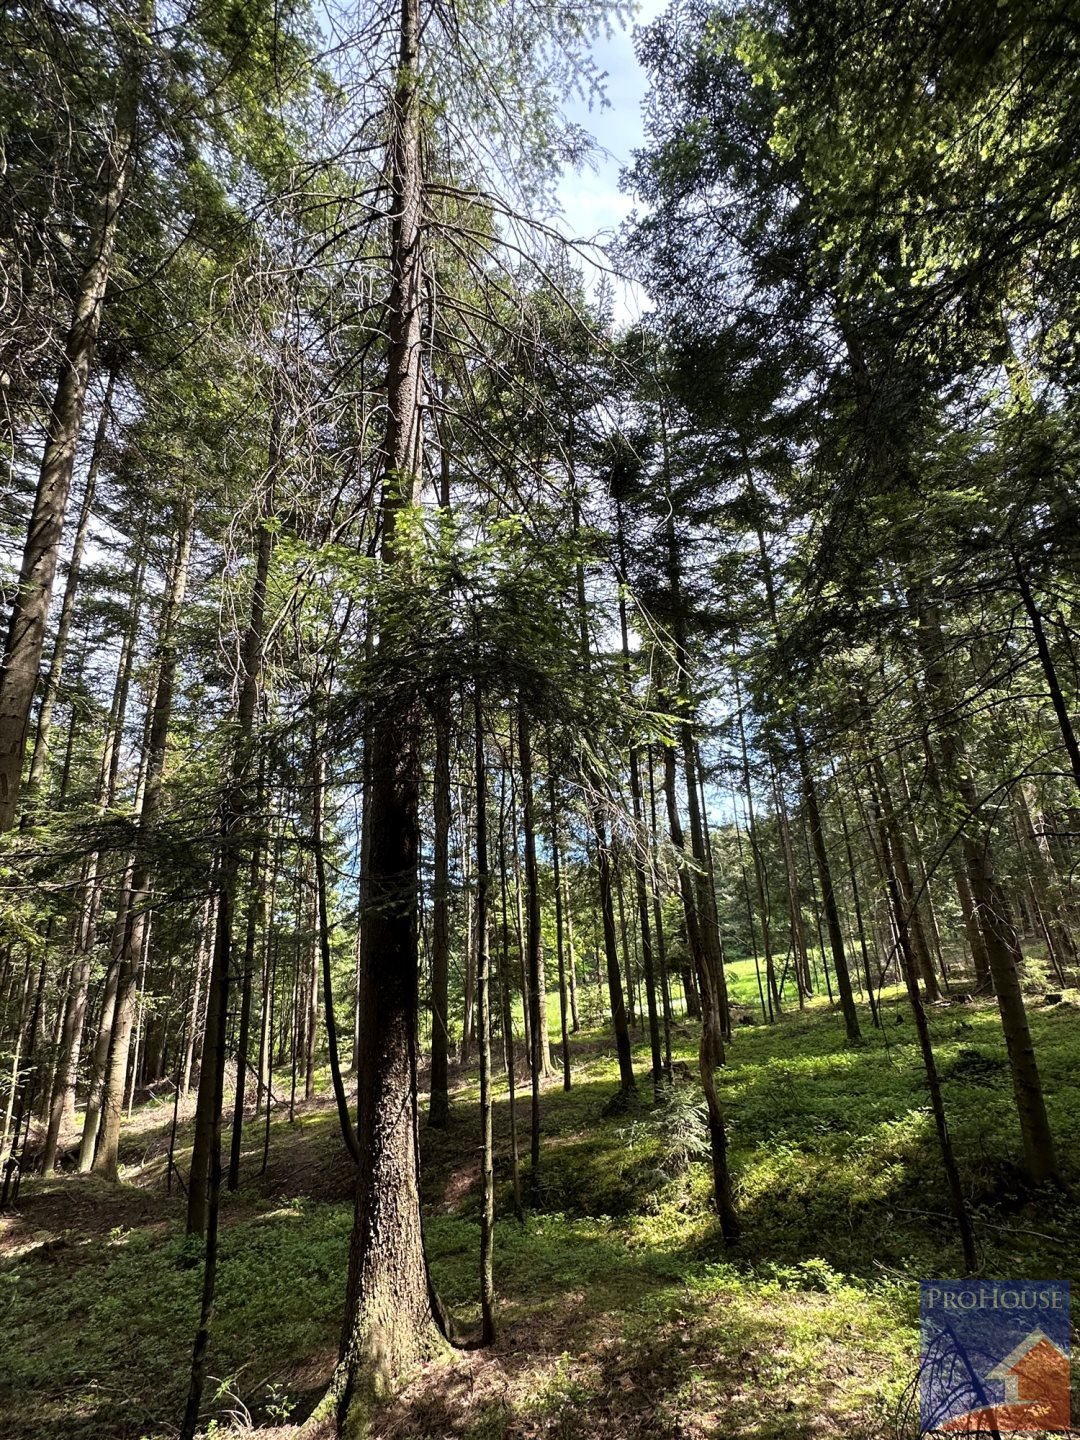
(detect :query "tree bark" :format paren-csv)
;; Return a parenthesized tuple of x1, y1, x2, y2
(312, 748, 360, 1166)
(41, 544, 142, 1172)
(736, 690, 780, 1015)
(662, 746, 736, 1237)
(0, 30, 142, 830)
(646, 746, 675, 1070)
(548, 765, 572, 1090)
(867, 773, 976, 1271)
(517, 704, 544, 1191)
(497, 773, 523, 1220)
(683, 731, 729, 1038)
(1014, 551, 1080, 798)
(796, 734, 861, 1039)
(332, 2, 447, 1422)
(428, 705, 451, 1127)
(23, 373, 114, 817)
(910, 593, 1059, 1185)
(474, 685, 495, 1344)
(95, 501, 193, 1180)
(227, 783, 267, 1188)
(188, 501, 273, 1229)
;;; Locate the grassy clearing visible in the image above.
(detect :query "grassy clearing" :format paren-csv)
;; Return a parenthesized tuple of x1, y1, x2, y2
(2, 984, 1078, 1439)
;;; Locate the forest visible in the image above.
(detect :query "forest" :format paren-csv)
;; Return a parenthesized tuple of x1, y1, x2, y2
(1, 0, 1078, 1436)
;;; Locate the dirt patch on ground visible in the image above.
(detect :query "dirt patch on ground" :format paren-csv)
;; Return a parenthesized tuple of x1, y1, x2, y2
(0, 1171, 180, 1257)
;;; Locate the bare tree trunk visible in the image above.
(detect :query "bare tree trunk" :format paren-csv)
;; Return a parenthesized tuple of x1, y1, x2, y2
(95, 501, 193, 1180)
(304, 870, 318, 1100)
(353, 725, 373, 1074)
(830, 767, 879, 1028)
(257, 830, 283, 1114)
(227, 777, 267, 1189)
(867, 770, 976, 1272)
(594, 808, 637, 1098)
(1, 953, 34, 1160)
(611, 496, 663, 1080)
(428, 706, 451, 1126)
(1, 948, 48, 1208)
(548, 764, 572, 1090)
(663, 746, 723, 1065)
(474, 685, 495, 1344)
(796, 734, 860, 1038)
(732, 791, 771, 1024)
(508, 755, 532, 1067)
(77, 596, 153, 1165)
(662, 744, 736, 1238)
(498, 773, 523, 1220)
(683, 732, 729, 1037)
(736, 690, 779, 1014)
(897, 753, 948, 992)
(188, 503, 273, 1231)
(183, 896, 214, 1096)
(564, 878, 580, 1034)
(772, 767, 810, 1005)
(646, 747, 674, 1070)
(41, 562, 141, 1173)
(312, 747, 360, 1166)
(517, 704, 544, 1192)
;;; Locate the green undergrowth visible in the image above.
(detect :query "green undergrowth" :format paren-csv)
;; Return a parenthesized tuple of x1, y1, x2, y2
(2, 989, 1078, 1439)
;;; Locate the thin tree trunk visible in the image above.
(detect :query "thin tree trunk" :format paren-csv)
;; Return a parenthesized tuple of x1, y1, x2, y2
(594, 809, 637, 1098)
(95, 501, 193, 1180)
(304, 865, 318, 1100)
(867, 771, 976, 1271)
(474, 685, 495, 1344)
(428, 705, 452, 1125)
(548, 764, 572, 1091)
(517, 704, 544, 1192)
(897, 753, 948, 993)
(187, 500, 273, 1229)
(498, 772, 523, 1221)
(312, 747, 360, 1166)
(663, 745, 724, 1069)
(615, 863, 635, 1028)
(831, 768, 879, 1028)
(257, 831, 283, 1114)
(736, 690, 779, 1014)
(1, 947, 48, 1208)
(732, 793, 771, 1024)
(796, 735, 860, 1038)
(910, 594, 1059, 1185)
(564, 880, 580, 1033)
(227, 765, 267, 1189)
(662, 740, 736, 1237)
(1014, 551, 1080, 798)
(183, 896, 214, 1097)
(646, 747, 675, 1071)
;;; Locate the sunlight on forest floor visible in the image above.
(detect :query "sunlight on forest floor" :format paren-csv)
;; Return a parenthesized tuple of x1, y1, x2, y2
(2, 981, 1079, 1439)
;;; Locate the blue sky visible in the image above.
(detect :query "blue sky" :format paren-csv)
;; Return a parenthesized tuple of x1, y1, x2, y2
(554, 0, 669, 322)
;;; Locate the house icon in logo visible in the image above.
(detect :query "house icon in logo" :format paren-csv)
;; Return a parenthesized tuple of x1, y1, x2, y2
(940, 1328, 1071, 1433)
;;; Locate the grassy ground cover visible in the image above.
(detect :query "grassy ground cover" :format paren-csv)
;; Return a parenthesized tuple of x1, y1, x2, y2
(2, 981, 1078, 1439)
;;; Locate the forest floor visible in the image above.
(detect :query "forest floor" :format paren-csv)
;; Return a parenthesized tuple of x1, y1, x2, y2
(3, 964, 1080, 1440)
